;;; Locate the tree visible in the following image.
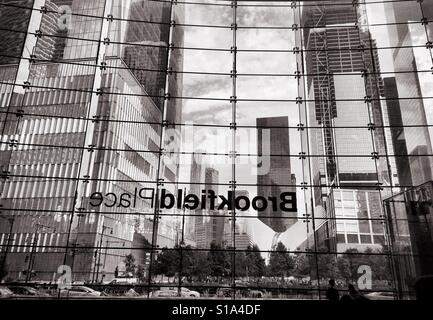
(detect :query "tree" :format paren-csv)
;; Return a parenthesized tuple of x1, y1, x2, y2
(366, 247, 392, 282)
(268, 242, 295, 280)
(136, 265, 146, 283)
(123, 254, 136, 276)
(293, 253, 311, 278)
(234, 251, 247, 277)
(337, 256, 352, 284)
(179, 246, 194, 279)
(340, 248, 362, 283)
(245, 245, 266, 280)
(153, 247, 179, 279)
(316, 247, 340, 281)
(338, 247, 393, 284)
(207, 242, 231, 282)
(189, 251, 211, 282)
(326, 246, 395, 286)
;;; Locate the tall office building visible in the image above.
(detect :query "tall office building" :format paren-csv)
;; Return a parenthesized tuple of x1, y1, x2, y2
(189, 153, 203, 196)
(303, 2, 386, 190)
(0, 0, 33, 65)
(256, 116, 297, 233)
(302, 2, 390, 251)
(121, 1, 169, 112)
(234, 189, 252, 231)
(385, 1, 433, 187)
(383, 77, 412, 188)
(193, 167, 224, 248)
(184, 152, 205, 247)
(383, 1, 433, 297)
(0, 0, 183, 282)
(329, 189, 385, 252)
(222, 189, 254, 250)
(380, 87, 400, 190)
(205, 168, 219, 208)
(205, 168, 225, 247)
(223, 220, 254, 251)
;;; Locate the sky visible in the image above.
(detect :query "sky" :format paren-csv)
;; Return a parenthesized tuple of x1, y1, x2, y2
(173, 0, 433, 252)
(177, 1, 304, 252)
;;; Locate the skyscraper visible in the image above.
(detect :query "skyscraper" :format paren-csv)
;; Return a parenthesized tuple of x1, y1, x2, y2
(205, 168, 219, 208)
(385, 1, 433, 187)
(382, 1, 433, 298)
(184, 152, 205, 247)
(223, 219, 254, 251)
(0, 0, 34, 65)
(302, 2, 389, 251)
(222, 190, 254, 250)
(329, 189, 386, 251)
(0, 0, 183, 282)
(193, 167, 224, 248)
(189, 153, 203, 196)
(303, 2, 385, 191)
(383, 77, 412, 187)
(256, 116, 297, 233)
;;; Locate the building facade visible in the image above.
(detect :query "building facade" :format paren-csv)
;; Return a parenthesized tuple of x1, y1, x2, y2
(301, 1, 391, 253)
(0, 0, 432, 300)
(0, 0, 183, 282)
(256, 116, 297, 234)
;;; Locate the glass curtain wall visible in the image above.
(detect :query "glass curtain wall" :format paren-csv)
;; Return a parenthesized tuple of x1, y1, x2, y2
(0, 0, 432, 300)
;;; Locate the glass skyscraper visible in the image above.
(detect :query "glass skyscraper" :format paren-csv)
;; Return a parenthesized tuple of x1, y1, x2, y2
(0, 0, 183, 282)
(0, 0, 432, 301)
(301, 1, 389, 255)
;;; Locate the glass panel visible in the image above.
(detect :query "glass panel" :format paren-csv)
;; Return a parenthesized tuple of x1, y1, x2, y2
(1, 0, 432, 301)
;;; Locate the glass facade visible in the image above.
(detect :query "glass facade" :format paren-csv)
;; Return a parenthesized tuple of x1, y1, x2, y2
(0, 0, 432, 300)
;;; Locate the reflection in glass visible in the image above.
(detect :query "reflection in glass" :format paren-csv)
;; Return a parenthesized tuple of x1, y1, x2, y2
(0, 0, 432, 300)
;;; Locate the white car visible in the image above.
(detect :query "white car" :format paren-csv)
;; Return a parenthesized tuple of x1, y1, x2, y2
(108, 277, 138, 285)
(364, 291, 395, 300)
(151, 287, 200, 298)
(0, 286, 14, 299)
(180, 287, 200, 298)
(60, 286, 101, 297)
(151, 287, 179, 298)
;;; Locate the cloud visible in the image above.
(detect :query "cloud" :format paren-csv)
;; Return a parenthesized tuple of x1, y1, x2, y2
(183, 76, 230, 98)
(177, 2, 304, 250)
(182, 3, 298, 124)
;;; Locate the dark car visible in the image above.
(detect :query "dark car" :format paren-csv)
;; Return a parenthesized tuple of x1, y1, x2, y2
(216, 288, 232, 298)
(415, 276, 433, 300)
(248, 289, 264, 298)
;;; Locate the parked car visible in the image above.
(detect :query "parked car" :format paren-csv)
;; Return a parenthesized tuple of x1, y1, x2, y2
(248, 289, 264, 298)
(180, 287, 200, 298)
(364, 291, 395, 300)
(216, 288, 232, 298)
(151, 287, 200, 298)
(102, 285, 134, 296)
(151, 287, 179, 298)
(8, 286, 50, 297)
(59, 286, 101, 297)
(124, 288, 140, 297)
(108, 277, 138, 285)
(0, 286, 14, 299)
